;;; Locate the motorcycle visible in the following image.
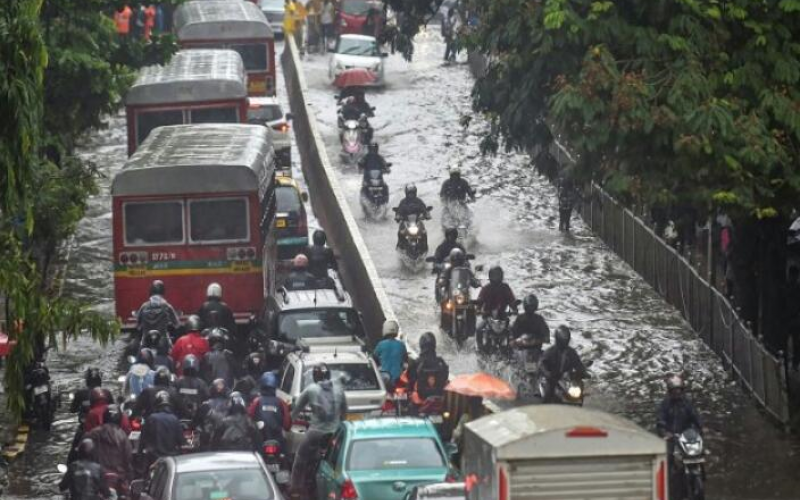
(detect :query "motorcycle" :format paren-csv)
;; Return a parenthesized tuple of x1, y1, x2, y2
(415, 395, 447, 436)
(359, 164, 391, 219)
(180, 419, 200, 453)
(536, 364, 591, 406)
(427, 254, 477, 305)
(261, 438, 290, 490)
(339, 119, 367, 164)
(57, 465, 126, 500)
(439, 267, 477, 348)
(24, 360, 56, 430)
(476, 301, 520, 356)
(672, 428, 706, 500)
(512, 334, 545, 398)
(394, 207, 432, 269)
(441, 199, 473, 245)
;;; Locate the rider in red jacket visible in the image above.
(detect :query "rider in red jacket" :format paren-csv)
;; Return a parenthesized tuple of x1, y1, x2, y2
(170, 316, 209, 375)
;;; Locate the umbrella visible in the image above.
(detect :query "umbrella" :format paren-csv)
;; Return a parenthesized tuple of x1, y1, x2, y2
(445, 372, 517, 400)
(334, 68, 376, 88)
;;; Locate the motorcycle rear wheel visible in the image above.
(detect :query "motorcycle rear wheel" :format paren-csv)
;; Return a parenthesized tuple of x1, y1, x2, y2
(687, 472, 705, 500)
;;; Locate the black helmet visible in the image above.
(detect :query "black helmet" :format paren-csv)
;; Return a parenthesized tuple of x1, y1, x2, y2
(154, 366, 171, 387)
(449, 168, 461, 180)
(210, 378, 229, 398)
(182, 354, 199, 377)
(368, 142, 379, 153)
(229, 392, 247, 415)
(444, 228, 458, 242)
(89, 387, 109, 406)
(247, 352, 264, 375)
(77, 438, 95, 461)
(488, 265, 504, 284)
(419, 331, 437, 353)
(185, 315, 202, 332)
(313, 229, 327, 246)
(154, 390, 172, 410)
(103, 404, 123, 427)
(555, 325, 571, 348)
(312, 363, 331, 383)
(208, 328, 226, 350)
(85, 368, 102, 389)
(145, 329, 161, 347)
(149, 279, 165, 297)
(138, 348, 155, 368)
(405, 183, 417, 198)
(666, 374, 685, 392)
(448, 248, 465, 267)
(523, 294, 539, 315)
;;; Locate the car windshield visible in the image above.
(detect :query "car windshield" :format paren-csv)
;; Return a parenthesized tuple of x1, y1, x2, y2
(174, 468, 274, 500)
(337, 37, 377, 56)
(278, 309, 361, 340)
(248, 104, 283, 123)
(260, 0, 284, 10)
(347, 438, 445, 471)
(302, 363, 380, 391)
(276, 186, 303, 213)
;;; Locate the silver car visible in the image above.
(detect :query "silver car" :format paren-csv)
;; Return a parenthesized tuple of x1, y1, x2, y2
(248, 96, 292, 167)
(277, 350, 387, 454)
(260, 0, 285, 35)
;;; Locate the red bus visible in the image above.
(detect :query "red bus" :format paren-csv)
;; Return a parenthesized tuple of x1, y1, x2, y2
(124, 49, 249, 156)
(175, 1, 276, 97)
(112, 124, 277, 330)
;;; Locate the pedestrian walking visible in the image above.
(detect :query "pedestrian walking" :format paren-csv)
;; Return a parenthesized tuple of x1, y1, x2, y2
(143, 4, 157, 41)
(442, 7, 459, 62)
(321, 0, 335, 52)
(155, 3, 165, 33)
(113, 4, 133, 39)
(295, 0, 308, 54)
(558, 178, 578, 232)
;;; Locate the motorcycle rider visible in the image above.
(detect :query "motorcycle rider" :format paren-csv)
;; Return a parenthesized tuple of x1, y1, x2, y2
(59, 438, 110, 500)
(248, 372, 291, 452)
(136, 279, 180, 340)
(125, 348, 156, 397)
(201, 328, 236, 389)
(283, 253, 321, 291)
(141, 391, 184, 459)
(511, 294, 551, 354)
(339, 93, 374, 143)
(234, 352, 268, 403)
(175, 354, 209, 420)
(152, 333, 175, 373)
(195, 378, 231, 450)
(439, 168, 476, 203)
(197, 282, 237, 334)
(305, 229, 338, 280)
(136, 366, 182, 418)
(358, 142, 389, 177)
(211, 392, 261, 451)
(657, 374, 703, 497)
(433, 228, 465, 264)
(290, 363, 348, 499)
(476, 266, 517, 317)
(85, 404, 133, 488)
(407, 332, 449, 405)
(70, 368, 102, 422)
(394, 184, 430, 250)
(83, 387, 112, 433)
(373, 320, 407, 388)
(170, 315, 210, 375)
(539, 325, 588, 403)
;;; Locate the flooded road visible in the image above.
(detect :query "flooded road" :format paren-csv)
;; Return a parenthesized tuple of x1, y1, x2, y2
(3, 33, 800, 500)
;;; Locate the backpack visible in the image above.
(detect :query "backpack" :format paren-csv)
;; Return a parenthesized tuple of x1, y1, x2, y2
(139, 302, 172, 334)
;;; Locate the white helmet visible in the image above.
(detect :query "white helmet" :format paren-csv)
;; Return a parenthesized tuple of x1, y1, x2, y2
(382, 319, 400, 337)
(207, 283, 222, 299)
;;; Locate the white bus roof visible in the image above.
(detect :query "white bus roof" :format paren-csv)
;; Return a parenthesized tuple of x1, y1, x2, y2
(113, 124, 273, 196)
(466, 405, 665, 461)
(175, 1, 274, 41)
(125, 49, 247, 106)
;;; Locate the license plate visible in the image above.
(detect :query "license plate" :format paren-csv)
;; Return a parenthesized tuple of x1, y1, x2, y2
(427, 415, 443, 424)
(276, 219, 287, 228)
(524, 361, 538, 372)
(129, 431, 141, 441)
(266, 463, 280, 472)
(275, 471, 290, 484)
(249, 79, 267, 95)
(370, 187, 382, 192)
(34, 385, 48, 396)
(346, 413, 363, 421)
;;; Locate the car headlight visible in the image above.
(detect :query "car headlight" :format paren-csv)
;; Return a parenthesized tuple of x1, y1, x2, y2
(567, 385, 582, 399)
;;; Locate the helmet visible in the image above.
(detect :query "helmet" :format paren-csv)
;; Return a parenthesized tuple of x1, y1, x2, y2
(207, 283, 222, 299)
(186, 315, 202, 332)
(382, 319, 400, 338)
(103, 404, 123, 427)
(89, 387, 108, 406)
(555, 325, 571, 348)
(448, 248, 465, 267)
(229, 392, 246, 415)
(208, 328, 226, 350)
(154, 366, 171, 387)
(666, 374, 685, 391)
(182, 354, 199, 377)
(405, 183, 417, 198)
(313, 229, 327, 246)
(85, 368, 102, 389)
(293, 253, 309, 269)
(247, 352, 264, 375)
(149, 280, 165, 296)
(488, 265, 504, 284)
(449, 168, 461, 179)
(312, 363, 331, 383)
(154, 390, 172, 410)
(260, 372, 278, 392)
(145, 329, 161, 347)
(209, 378, 230, 398)
(138, 348, 155, 368)
(419, 331, 437, 353)
(523, 294, 539, 315)
(368, 142, 379, 153)
(76, 438, 95, 461)
(444, 227, 458, 242)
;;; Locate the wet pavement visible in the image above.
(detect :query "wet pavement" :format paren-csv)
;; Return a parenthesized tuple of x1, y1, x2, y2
(3, 33, 800, 500)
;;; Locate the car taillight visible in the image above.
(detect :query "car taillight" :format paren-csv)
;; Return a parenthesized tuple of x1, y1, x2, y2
(341, 479, 358, 499)
(131, 419, 141, 431)
(656, 460, 667, 500)
(272, 123, 290, 133)
(264, 444, 280, 455)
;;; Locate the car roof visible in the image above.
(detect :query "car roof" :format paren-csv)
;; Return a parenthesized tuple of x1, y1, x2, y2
(172, 452, 263, 473)
(291, 350, 370, 365)
(340, 34, 377, 42)
(277, 289, 353, 310)
(345, 417, 439, 440)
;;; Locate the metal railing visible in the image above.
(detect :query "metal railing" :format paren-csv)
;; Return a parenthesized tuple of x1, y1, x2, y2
(580, 183, 791, 424)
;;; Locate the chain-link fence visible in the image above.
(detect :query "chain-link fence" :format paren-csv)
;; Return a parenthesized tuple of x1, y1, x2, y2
(580, 183, 790, 425)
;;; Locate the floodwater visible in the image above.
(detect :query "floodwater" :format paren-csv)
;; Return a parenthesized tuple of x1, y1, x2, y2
(3, 33, 800, 500)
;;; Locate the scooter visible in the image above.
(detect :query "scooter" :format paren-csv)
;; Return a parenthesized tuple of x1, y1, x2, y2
(339, 119, 366, 164)
(359, 164, 391, 219)
(25, 359, 56, 430)
(673, 428, 706, 500)
(441, 199, 473, 245)
(394, 207, 432, 269)
(475, 301, 521, 356)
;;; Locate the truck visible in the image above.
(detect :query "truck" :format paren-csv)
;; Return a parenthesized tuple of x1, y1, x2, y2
(463, 405, 668, 500)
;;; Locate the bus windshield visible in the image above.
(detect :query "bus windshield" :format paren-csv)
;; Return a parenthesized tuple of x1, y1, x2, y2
(189, 198, 249, 243)
(231, 43, 268, 71)
(124, 201, 185, 246)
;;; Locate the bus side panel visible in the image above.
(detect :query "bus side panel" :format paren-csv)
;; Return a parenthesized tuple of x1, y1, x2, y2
(125, 107, 137, 156)
(267, 40, 276, 96)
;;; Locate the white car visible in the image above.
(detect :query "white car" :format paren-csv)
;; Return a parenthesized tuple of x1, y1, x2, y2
(276, 350, 387, 454)
(247, 96, 292, 167)
(328, 34, 386, 85)
(259, 0, 284, 35)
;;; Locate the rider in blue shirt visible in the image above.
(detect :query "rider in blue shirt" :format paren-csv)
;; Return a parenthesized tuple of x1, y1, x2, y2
(374, 320, 407, 387)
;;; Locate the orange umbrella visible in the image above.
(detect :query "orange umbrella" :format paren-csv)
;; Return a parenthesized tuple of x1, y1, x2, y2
(445, 372, 517, 400)
(333, 68, 376, 88)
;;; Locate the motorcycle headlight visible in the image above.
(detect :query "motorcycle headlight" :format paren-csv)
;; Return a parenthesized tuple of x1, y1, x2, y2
(407, 225, 419, 236)
(567, 385, 582, 399)
(684, 441, 703, 457)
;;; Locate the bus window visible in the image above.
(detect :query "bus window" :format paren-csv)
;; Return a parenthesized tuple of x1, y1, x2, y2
(124, 201, 185, 246)
(189, 106, 239, 124)
(136, 109, 184, 146)
(230, 43, 268, 71)
(189, 198, 249, 243)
